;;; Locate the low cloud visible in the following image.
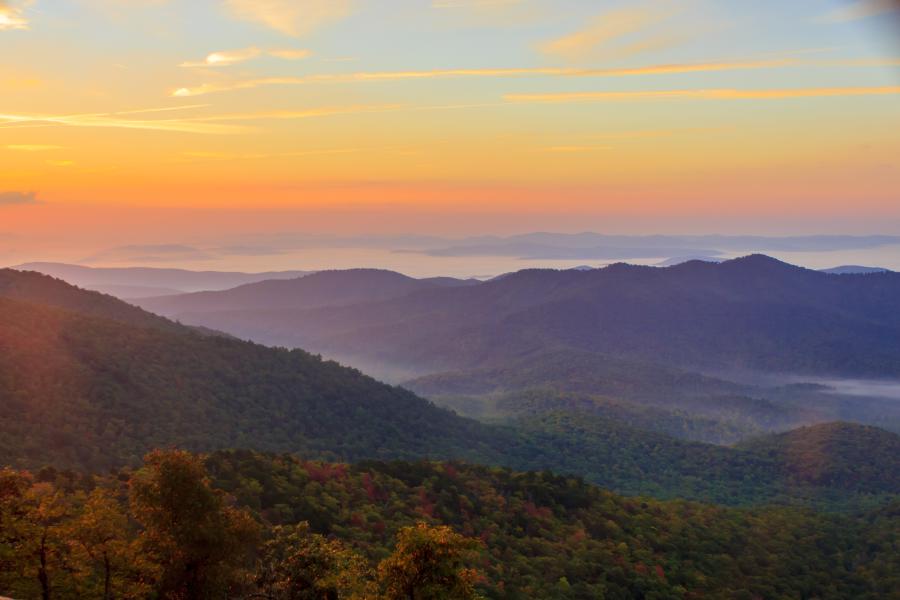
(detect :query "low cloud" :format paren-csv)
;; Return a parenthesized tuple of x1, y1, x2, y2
(0, 190, 39, 205)
(82, 244, 214, 264)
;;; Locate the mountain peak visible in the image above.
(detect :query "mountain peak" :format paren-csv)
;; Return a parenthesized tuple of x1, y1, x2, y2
(720, 254, 805, 274)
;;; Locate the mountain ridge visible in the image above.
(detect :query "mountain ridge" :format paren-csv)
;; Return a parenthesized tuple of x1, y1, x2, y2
(2, 269, 897, 509)
(148, 255, 900, 379)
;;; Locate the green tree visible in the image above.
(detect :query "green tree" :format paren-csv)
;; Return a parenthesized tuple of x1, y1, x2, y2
(129, 450, 259, 599)
(377, 523, 483, 600)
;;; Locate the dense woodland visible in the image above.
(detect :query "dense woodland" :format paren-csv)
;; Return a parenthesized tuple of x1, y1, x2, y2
(2, 450, 898, 599)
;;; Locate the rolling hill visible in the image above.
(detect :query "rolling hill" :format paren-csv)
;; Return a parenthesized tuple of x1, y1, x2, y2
(0, 292, 503, 472)
(0, 268, 180, 331)
(134, 256, 900, 438)
(136, 268, 478, 315)
(142, 256, 900, 379)
(14, 262, 311, 297)
(1, 269, 897, 510)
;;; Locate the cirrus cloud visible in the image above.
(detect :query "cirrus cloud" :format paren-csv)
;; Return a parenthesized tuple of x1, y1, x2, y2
(180, 46, 263, 68)
(224, 0, 354, 37)
(180, 46, 311, 68)
(504, 85, 900, 103)
(540, 2, 682, 62)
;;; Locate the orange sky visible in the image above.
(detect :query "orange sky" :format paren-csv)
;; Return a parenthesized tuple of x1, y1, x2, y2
(2, 0, 900, 252)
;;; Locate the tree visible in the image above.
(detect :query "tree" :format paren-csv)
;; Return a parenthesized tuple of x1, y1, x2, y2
(378, 523, 483, 600)
(67, 487, 152, 599)
(254, 523, 373, 599)
(0, 471, 74, 600)
(0, 468, 33, 595)
(129, 450, 259, 599)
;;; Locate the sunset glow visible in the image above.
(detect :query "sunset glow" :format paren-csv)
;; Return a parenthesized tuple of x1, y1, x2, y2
(1, 0, 899, 263)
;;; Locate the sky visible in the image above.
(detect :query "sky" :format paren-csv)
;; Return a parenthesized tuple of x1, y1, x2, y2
(1, 0, 900, 270)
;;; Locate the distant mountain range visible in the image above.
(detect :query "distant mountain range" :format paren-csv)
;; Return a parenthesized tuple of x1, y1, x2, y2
(122, 255, 900, 440)
(398, 232, 900, 260)
(139, 255, 900, 379)
(137, 269, 478, 314)
(2, 268, 897, 509)
(13, 262, 311, 298)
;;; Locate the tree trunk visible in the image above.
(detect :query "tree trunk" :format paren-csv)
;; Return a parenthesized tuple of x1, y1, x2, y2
(103, 553, 112, 600)
(38, 532, 51, 600)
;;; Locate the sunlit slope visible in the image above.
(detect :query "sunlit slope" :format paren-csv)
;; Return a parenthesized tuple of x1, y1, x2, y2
(0, 293, 500, 471)
(0, 268, 179, 331)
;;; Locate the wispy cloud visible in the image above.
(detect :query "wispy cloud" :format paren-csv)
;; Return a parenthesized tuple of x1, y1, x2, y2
(170, 69, 571, 96)
(267, 48, 312, 60)
(819, 0, 900, 23)
(539, 145, 614, 153)
(6, 144, 64, 151)
(0, 190, 38, 205)
(0, 103, 422, 137)
(0, 0, 30, 30)
(171, 56, 892, 97)
(505, 86, 900, 103)
(539, 2, 681, 62)
(179, 104, 403, 122)
(182, 151, 269, 160)
(180, 146, 385, 162)
(180, 46, 262, 68)
(224, 0, 353, 37)
(180, 46, 311, 68)
(0, 105, 249, 134)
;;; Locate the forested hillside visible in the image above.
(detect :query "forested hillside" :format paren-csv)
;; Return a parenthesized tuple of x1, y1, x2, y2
(4, 450, 897, 599)
(0, 268, 178, 331)
(0, 294, 502, 471)
(208, 451, 900, 599)
(1, 269, 897, 511)
(405, 349, 900, 442)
